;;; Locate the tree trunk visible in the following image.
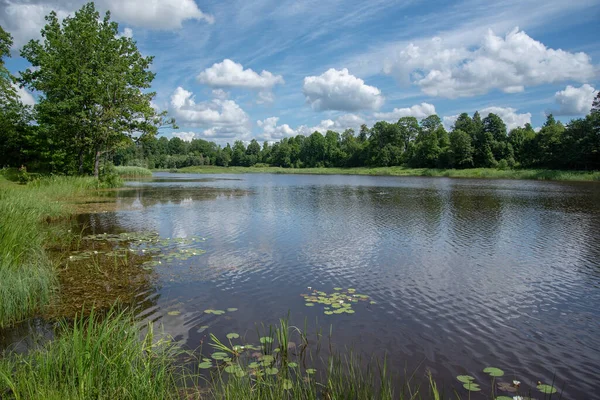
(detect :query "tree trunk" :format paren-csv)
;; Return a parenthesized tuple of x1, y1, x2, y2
(94, 147, 101, 178)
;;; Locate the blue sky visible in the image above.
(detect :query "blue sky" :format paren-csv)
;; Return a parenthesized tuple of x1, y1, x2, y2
(2, 0, 599, 144)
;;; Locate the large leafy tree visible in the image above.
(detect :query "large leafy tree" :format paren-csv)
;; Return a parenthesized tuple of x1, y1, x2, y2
(0, 26, 35, 168)
(20, 2, 173, 176)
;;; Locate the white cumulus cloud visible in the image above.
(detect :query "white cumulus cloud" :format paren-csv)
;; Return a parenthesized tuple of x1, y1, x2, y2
(479, 107, 531, 130)
(13, 84, 36, 106)
(104, 0, 213, 29)
(552, 84, 597, 116)
(384, 28, 595, 98)
(169, 86, 251, 140)
(374, 102, 436, 121)
(0, 0, 212, 50)
(442, 106, 531, 131)
(303, 68, 384, 111)
(197, 59, 284, 90)
(171, 131, 197, 142)
(257, 114, 365, 142)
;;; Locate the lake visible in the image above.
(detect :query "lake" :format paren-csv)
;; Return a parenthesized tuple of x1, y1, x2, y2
(5, 173, 600, 397)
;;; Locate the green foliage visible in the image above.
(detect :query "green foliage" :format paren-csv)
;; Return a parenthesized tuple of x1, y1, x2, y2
(0, 308, 184, 399)
(18, 3, 175, 177)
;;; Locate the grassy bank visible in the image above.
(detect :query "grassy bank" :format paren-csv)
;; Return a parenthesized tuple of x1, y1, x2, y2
(0, 172, 111, 328)
(0, 310, 437, 400)
(114, 165, 153, 178)
(0, 310, 559, 399)
(0, 308, 185, 399)
(171, 165, 600, 182)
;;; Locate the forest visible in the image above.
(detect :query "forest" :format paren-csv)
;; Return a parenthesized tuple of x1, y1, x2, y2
(1, 4, 599, 176)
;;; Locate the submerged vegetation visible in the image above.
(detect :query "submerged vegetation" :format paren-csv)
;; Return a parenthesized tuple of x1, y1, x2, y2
(0, 173, 110, 328)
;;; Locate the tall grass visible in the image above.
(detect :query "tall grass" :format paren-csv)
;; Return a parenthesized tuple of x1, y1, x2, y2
(174, 165, 600, 182)
(0, 174, 106, 328)
(0, 308, 186, 400)
(114, 166, 153, 178)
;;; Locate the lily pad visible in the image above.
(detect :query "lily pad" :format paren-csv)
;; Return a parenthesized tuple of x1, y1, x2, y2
(167, 310, 181, 316)
(227, 308, 238, 312)
(288, 362, 298, 368)
(324, 311, 333, 315)
(265, 367, 279, 375)
(495, 397, 513, 400)
(212, 310, 225, 315)
(211, 352, 228, 360)
(282, 379, 293, 390)
(261, 355, 274, 363)
(260, 337, 273, 344)
(226, 333, 240, 340)
(457, 375, 475, 383)
(198, 361, 213, 369)
(537, 384, 557, 394)
(306, 368, 316, 375)
(483, 367, 505, 377)
(463, 383, 481, 392)
(248, 362, 260, 369)
(305, 303, 315, 307)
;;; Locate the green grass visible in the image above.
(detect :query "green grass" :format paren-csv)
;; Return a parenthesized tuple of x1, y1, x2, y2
(0, 173, 112, 328)
(114, 166, 153, 178)
(0, 310, 439, 400)
(172, 165, 600, 182)
(0, 308, 186, 400)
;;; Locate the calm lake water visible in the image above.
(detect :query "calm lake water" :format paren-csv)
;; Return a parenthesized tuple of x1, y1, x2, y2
(6, 173, 600, 397)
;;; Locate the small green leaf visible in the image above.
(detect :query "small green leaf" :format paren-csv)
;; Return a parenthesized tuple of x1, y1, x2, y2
(282, 379, 293, 390)
(265, 367, 279, 375)
(306, 368, 316, 375)
(483, 367, 504, 377)
(305, 302, 315, 307)
(226, 333, 239, 339)
(287, 362, 298, 368)
(167, 310, 181, 316)
(261, 355, 274, 363)
(457, 375, 475, 383)
(463, 383, 481, 392)
(495, 397, 513, 400)
(260, 337, 273, 344)
(537, 384, 557, 394)
(226, 308, 238, 312)
(211, 352, 228, 360)
(198, 361, 212, 369)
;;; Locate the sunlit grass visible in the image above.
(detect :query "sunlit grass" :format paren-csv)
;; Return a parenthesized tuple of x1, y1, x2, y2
(0, 173, 110, 327)
(0, 308, 186, 400)
(173, 165, 600, 182)
(114, 165, 153, 178)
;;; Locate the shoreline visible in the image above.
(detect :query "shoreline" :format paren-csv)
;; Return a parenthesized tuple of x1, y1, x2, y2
(156, 166, 600, 182)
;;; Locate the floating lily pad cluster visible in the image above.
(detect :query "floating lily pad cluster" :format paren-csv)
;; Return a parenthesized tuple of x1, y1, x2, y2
(204, 308, 238, 316)
(457, 367, 559, 396)
(67, 231, 207, 268)
(196, 332, 316, 390)
(301, 287, 373, 315)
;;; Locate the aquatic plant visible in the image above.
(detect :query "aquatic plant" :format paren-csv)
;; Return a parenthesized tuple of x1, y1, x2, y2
(300, 287, 372, 315)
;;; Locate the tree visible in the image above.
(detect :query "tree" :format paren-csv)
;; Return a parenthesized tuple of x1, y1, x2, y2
(20, 3, 174, 177)
(448, 130, 473, 168)
(0, 25, 34, 169)
(593, 92, 600, 114)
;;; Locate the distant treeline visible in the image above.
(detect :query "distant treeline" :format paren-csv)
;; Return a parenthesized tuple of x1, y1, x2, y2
(1, 3, 599, 175)
(112, 107, 600, 171)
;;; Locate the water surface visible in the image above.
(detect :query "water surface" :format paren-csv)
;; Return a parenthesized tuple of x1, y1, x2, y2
(9, 173, 600, 397)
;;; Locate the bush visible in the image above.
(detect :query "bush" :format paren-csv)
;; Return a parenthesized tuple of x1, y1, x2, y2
(99, 163, 123, 188)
